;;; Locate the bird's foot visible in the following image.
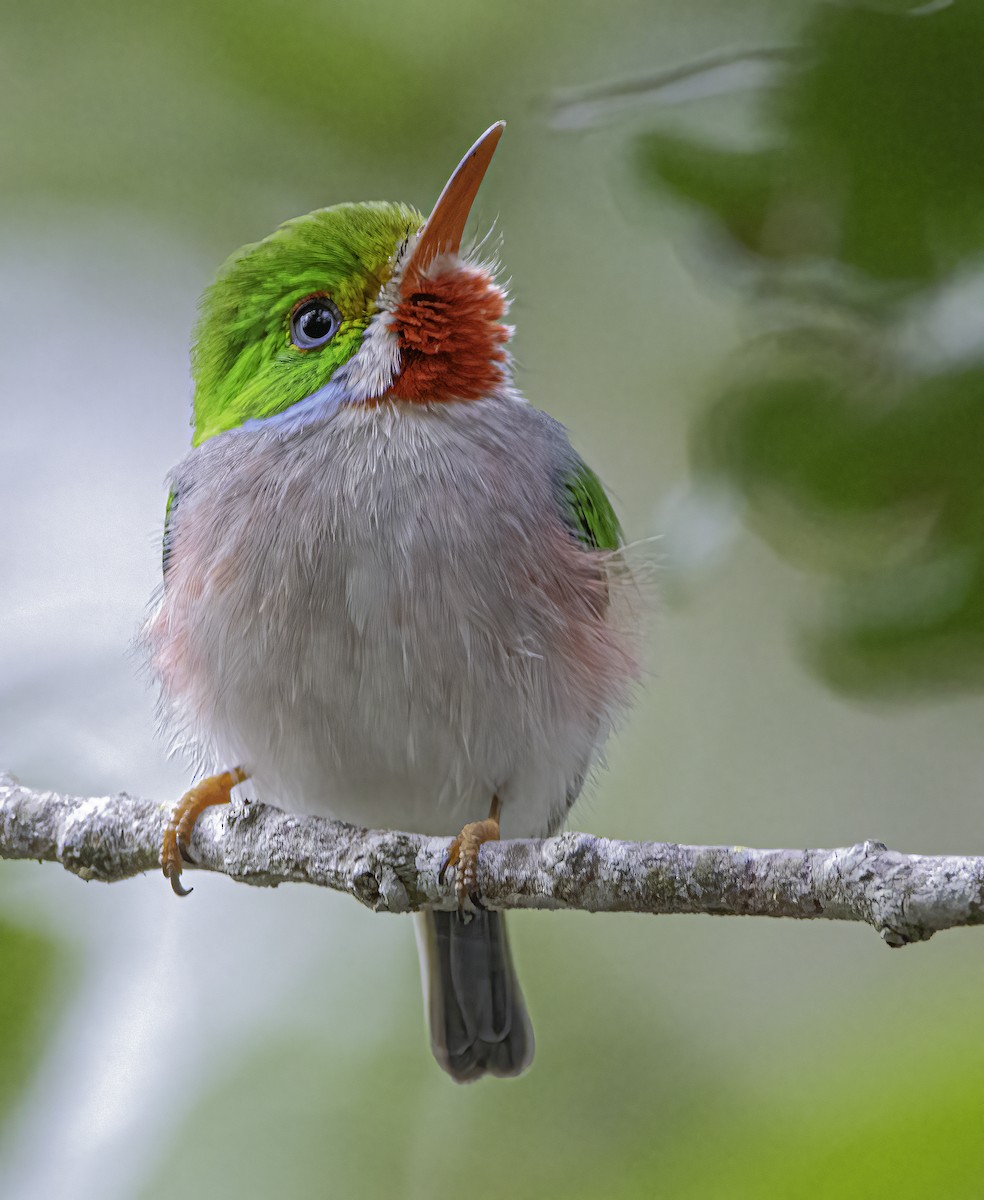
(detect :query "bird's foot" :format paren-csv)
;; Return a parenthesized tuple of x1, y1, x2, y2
(162, 767, 248, 896)
(440, 796, 502, 909)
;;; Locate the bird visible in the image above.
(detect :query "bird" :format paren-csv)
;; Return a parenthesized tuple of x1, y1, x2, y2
(146, 122, 638, 1082)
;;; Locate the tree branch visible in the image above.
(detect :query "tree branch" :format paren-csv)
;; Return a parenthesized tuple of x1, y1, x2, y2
(2, 771, 982, 947)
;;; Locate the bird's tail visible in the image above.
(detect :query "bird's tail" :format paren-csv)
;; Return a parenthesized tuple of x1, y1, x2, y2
(415, 908, 534, 1083)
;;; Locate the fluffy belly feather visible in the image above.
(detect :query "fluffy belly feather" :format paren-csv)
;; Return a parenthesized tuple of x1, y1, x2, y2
(148, 399, 633, 838)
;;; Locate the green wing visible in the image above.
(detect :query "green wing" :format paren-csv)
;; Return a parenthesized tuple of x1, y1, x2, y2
(561, 459, 622, 551)
(162, 489, 177, 582)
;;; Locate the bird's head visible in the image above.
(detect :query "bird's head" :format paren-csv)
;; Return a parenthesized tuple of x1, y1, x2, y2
(191, 123, 511, 445)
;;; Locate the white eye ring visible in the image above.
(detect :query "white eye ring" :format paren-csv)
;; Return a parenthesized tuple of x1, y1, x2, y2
(290, 294, 342, 350)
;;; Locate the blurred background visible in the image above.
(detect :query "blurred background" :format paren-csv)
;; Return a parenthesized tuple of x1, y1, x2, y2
(2, 0, 983, 1196)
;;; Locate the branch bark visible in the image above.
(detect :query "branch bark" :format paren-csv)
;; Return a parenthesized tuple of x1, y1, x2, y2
(2, 771, 982, 947)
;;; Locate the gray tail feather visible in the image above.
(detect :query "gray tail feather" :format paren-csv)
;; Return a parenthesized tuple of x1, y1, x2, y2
(415, 908, 534, 1083)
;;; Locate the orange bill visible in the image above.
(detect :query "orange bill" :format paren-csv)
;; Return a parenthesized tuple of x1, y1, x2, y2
(402, 121, 505, 292)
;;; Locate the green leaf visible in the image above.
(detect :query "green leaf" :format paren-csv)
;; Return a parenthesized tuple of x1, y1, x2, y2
(637, 136, 786, 259)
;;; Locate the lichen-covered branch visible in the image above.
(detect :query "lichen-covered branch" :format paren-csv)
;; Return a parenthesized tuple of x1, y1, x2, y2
(2, 771, 983, 947)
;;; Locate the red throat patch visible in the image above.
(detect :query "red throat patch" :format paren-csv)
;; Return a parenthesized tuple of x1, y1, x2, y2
(388, 267, 509, 403)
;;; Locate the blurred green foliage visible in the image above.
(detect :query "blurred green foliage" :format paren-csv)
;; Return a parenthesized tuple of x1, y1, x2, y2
(139, 959, 984, 1200)
(640, 1, 984, 697)
(0, 917, 59, 1121)
(0, 0, 584, 246)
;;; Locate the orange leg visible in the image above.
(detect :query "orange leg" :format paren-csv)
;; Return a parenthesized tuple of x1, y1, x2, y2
(162, 767, 248, 896)
(440, 795, 502, 908)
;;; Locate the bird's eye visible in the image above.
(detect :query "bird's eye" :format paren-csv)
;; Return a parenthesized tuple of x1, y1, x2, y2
(289, 294, 342, 350)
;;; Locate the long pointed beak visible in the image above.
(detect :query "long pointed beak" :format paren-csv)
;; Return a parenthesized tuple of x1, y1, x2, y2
(401, 121, 505, 293)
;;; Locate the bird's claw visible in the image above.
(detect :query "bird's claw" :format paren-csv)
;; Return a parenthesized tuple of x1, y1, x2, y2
(160, 767, 247, 898)
(440, 815, 500, 910)
(165, 863, 193, 897)
(161, 820, 190, 896)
